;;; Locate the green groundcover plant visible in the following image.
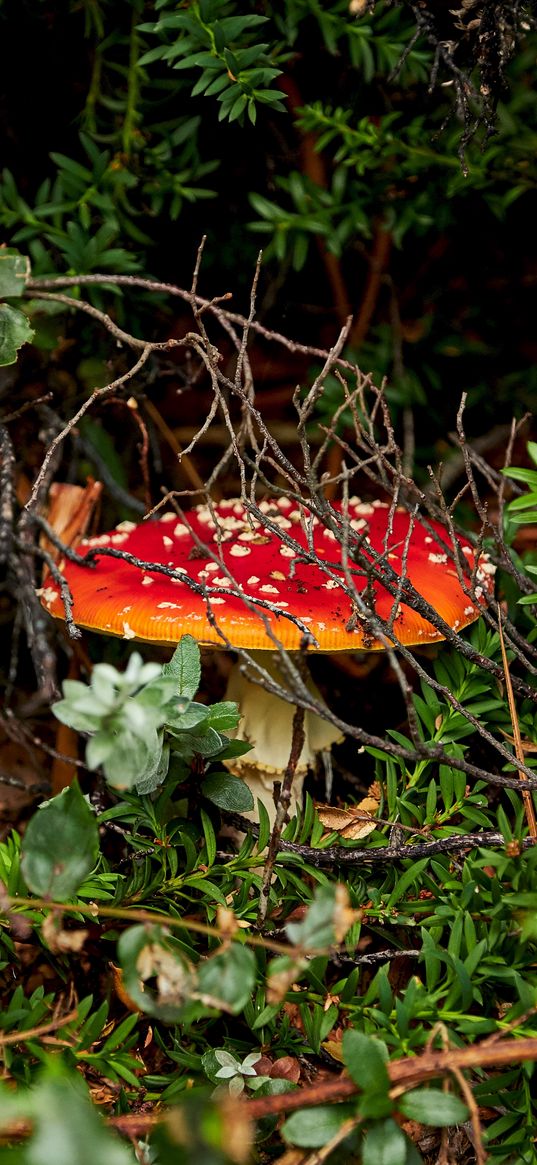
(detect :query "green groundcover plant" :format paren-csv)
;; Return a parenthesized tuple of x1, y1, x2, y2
(0, 583, 536, 1161)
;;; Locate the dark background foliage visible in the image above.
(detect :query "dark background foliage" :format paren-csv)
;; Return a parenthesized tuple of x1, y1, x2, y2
(1, 0, 537, 453)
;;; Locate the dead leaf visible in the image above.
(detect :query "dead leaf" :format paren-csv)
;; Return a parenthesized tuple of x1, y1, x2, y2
(42, 912, 88, 954)
(218, 1097, 253, 1164)
(500, 729, 537, 753)
(110, 964, 141, 1014)
(316, 793, 380, 841)
(137, 942, 193, 1008)
(216, 906, 240, 939)
(321, 1037, 345, 1064)
(267, 957, 307, 1005)
(333, 883, 362, 942)
(270, 1056, 301, 1084)
(41, 479, 102, 564)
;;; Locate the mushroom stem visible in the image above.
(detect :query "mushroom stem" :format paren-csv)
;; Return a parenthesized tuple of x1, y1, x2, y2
(223, 650, 343, 825)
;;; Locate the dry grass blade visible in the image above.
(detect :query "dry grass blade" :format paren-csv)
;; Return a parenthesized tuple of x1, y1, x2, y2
(497, 611, 537, 839)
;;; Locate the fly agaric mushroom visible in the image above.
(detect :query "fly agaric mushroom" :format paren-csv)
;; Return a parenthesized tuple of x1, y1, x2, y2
(39, 496, 495, 822)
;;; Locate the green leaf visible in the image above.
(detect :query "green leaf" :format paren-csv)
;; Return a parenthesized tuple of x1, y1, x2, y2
(0, 302, 34, 366)
(162, 635, 201, 699)
(398, 1088, 469, 1126)
(204, 701, 241, 731)
(118, 924, 195, 1022)
(198, 943, 256, 1013)
(21, 780, 99, 899)
(362, 1118, 409, 1165)
(286, 883, 354, 950)
(342, 1030, 391, 1095)
(0, 247, 30, 296)
(282, 1104, 355, 1148)
(25, 1058, 135, 1165)
(201, 771, 254, 812)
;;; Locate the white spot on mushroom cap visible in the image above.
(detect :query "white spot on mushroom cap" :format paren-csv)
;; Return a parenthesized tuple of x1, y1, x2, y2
(247, 576, 260, 586)
(210, 597, 226, 605)
(260, 584, 279, 594)
(279, 545, 296, 558)
(40, 586, 59, 605)
(213, 576, 231, 588)
(116, 520, 136, 532)
(464, 605, 475, 616)
(353, 502, 374, 516)
(160, 512, 177, 523)
(173, 523, 189, 538)
(217, 516, 246, 531)
(323, 579, 339, 590)
(86, 534, 111, 547)
(111, 532, 129, 545)
(350, 518, 368, 532)
(157, 602, 182, 609)
(141, 576, 154, 586)
(428, 553, 448, 564)
(229, 544, 251, 557)
(122, 622, 136, 639)
(163, 536, 173, 548)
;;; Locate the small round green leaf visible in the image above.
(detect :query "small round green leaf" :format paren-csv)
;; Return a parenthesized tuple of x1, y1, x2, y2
(201, 771, 254, 812)
(0, 248, 30, 297)
(342, 1030, 391, 1096)
(0, 303, 34, 366)
(282, 1104, 356, 1148)
(362, 1118, 408, 1165)
(198, 943, 256, 1013)
(21, 780, 99, 899)
(398, 1087, 469, 1127)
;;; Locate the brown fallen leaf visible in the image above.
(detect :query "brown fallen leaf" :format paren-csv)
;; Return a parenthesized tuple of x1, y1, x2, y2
(500, 729, 537, 753)
(40, 479, 102, 564)
(315, 793, 380, 841)
(42, 912, 88, 954)
(269, 1056, 301, 1085)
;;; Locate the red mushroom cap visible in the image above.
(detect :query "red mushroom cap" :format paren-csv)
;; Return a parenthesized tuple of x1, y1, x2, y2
(40, 497, 495, 651)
